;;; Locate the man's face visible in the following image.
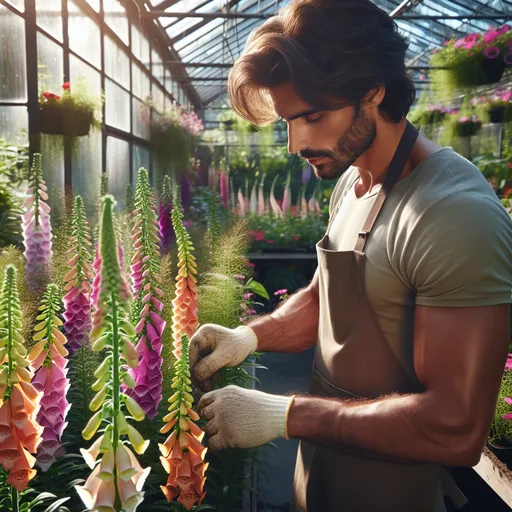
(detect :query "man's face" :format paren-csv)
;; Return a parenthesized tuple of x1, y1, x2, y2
(269, 84, 377, 180)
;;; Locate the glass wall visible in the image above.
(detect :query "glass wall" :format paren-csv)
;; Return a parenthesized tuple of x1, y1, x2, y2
(0, 0, 194, 220)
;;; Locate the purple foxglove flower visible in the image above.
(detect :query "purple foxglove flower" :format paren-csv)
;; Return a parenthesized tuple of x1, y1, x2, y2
(483, 46, 500, 59)
(22, 154, 53, 292)
(302, 164, 312, 185)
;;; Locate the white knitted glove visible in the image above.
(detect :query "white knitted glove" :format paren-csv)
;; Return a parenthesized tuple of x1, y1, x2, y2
(198, 385, 295, 452)
(189, 324, 258, 391)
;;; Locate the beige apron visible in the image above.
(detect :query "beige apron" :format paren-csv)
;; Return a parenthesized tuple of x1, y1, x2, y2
(292, 122, 445, 512)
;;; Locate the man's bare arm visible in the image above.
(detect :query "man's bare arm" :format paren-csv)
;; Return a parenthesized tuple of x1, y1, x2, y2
(248, 269, 320, 353)
(287, 304, 510, 466)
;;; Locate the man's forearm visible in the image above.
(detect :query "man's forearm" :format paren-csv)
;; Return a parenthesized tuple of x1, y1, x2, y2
(248, 284, 319, 353)
(287, 391, 489, 467)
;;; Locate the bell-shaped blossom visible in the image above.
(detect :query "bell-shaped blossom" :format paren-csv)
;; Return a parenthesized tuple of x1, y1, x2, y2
(77, 196, 150, 512)
(123, 169, 164, 419)
(170, 193, 198, 359)
(22, 153, 53, 292)
(62, 195, 94, 352)
(0, 266, 44, 491)
(160, 334, 207, 509)
(28, 284, 70, 471)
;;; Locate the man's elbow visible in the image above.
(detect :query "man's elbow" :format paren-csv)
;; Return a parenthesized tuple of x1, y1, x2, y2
(439, 420, 487, 467)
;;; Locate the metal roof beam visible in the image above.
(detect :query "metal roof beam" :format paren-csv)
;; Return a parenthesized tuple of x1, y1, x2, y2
(152, 11, 511, 20)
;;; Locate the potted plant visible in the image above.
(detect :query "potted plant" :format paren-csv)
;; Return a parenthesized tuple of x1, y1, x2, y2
(38, 78, 103, 137)
(150, 103, 203, 176)
(431, 24, 512, 98)
(472, 90, 512, 123)
(453, 115, 482, 137)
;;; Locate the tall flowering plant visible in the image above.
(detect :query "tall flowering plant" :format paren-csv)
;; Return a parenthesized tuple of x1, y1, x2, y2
(0, 265, 43, 494)
(76, 195, 150, 511)
(28, 284, 70, 471)
(159, 175, 175, 253)
(160, 189, 206, 509)
(159, 334, 207, 509)
(125, 168, 165, 419)
(22, 154, 53, 292)
(170, 192, 199, 359)
(62, 195, 93, 352)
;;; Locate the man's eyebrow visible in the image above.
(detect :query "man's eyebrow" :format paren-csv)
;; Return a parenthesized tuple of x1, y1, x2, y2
(283, 108, 321, 122)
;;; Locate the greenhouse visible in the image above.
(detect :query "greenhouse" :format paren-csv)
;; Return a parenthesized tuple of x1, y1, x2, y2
(0, 0, 511, 510)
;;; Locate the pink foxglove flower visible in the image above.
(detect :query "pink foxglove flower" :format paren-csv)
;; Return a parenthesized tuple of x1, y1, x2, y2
(124, 168, 164, 419)
(22, 154, 53, 292)
(28, 284, 70, 471)
(63, 195, 93, 352)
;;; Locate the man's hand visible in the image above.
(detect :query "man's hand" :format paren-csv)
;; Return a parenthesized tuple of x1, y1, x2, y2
(198, 385, 294, 452)
(189, 325, 258, 391)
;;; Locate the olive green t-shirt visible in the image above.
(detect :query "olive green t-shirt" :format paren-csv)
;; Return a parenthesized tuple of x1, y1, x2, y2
(325, 147, 512, 380)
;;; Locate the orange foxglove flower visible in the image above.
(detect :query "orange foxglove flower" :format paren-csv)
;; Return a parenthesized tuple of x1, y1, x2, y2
(0, 265, 43, 493)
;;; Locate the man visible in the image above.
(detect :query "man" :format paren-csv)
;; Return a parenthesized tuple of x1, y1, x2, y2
(190, 0, 512, 510)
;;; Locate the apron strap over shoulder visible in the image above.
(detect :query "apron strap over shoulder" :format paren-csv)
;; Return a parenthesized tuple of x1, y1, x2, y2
(354, 122, 419, 254)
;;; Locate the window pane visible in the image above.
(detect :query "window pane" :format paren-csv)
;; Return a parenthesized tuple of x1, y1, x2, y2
(152, 84, 165, 114)
(5, 0, 23, 11)
(106, 79, 130, 132)
(132, 63, 150, 101)
(40, 136, 65, 218)
(131, 26, 149, 67)
(107, 137, 130, 207)
(37, 33, 64, 95)
(68, 0, 100, 69)
(0, 6, 27, 102)
(72, 130, 102, 218)
(70, 55, 101, 96)
(85, 0, 100, 12)
(132, 145, 150, 185)
(36, 0, 62, 41)
(104, 36, 130, 89)
(152, 50, 164, 85)
(104, 0, 128, 46)
(132, 98, 150, 140)
(0, 107, 28, 145)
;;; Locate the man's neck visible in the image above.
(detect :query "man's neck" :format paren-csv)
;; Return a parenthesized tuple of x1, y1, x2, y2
(353, 118, 409, 198)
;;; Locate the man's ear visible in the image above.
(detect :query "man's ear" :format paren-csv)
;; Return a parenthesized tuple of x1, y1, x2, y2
(363, 85, 385, 107)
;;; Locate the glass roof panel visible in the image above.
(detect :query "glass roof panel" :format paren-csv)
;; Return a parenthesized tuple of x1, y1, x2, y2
(150, 0, 512, 105)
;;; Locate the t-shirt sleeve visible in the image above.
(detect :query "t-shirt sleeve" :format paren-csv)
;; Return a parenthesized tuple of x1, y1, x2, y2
(402, 193, 512, 307)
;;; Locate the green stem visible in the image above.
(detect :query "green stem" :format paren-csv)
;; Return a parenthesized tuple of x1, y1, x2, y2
(7, 276, 12, 381)
(111, 292, 120, 445)
(111, 291, 121, 508)
(11, 486, 18, 512)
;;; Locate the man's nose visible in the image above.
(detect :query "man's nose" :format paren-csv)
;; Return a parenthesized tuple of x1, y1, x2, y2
(287, 123, 308, 155)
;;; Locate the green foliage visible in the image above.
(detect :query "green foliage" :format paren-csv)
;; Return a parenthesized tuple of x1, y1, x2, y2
(125, 184, 135, 216)
(198, 221, 249, 329)
(430, 27, 512, 100)
(246, 213, 327, 253)
(0, 186, 22, 248)
(490, 369, 512, 445)
(0, 140, 29, 189)
(0, 469, 70, 512)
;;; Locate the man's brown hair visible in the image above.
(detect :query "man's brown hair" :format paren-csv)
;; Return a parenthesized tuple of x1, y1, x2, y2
(228, 0, 415, 126)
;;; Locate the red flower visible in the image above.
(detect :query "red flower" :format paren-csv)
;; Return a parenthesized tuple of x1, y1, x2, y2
(42, 92, 52, 99)
(293, 235, 299, 241)
(266, 240, 275, 244)
(508, 162, 512, 169)
(62, 82, 70, 90)
(49, 93, 60, 100)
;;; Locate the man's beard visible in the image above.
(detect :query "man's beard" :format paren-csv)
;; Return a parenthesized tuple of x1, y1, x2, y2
(302, 107, 376, 181)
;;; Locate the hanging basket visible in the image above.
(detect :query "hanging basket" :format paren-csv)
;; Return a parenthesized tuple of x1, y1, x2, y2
(454, 58, 506, 88)
(454, 120, 482, 137)
(38, 105, 93, 137)
(489, 106, 506, 123)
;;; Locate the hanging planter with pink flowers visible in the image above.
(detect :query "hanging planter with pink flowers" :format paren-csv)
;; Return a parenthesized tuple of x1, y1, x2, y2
(431, 24, 512, 98)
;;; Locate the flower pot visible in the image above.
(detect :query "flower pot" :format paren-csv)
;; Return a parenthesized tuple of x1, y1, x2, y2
(455, 121, 482, 137)
(489, 106, 506, 123)
(39, 105, 93, 137)
(488, 440, 512, 470)
(480, 57, 506, 85)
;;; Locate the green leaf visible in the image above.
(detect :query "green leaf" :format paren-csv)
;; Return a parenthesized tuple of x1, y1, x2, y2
(42, 498, 70, 512)
(245, 279, 269, 300)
